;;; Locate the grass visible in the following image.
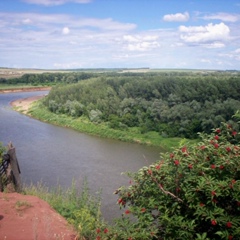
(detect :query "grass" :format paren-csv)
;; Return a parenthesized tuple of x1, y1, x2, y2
(23, 179, 105, 239)
(15, 200, 32, 210)
(28, 101, 190, 151)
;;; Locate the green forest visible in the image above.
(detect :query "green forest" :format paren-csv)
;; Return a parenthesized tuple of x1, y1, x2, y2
(2, 70, 240, 139)
(43, 71, 240, 139)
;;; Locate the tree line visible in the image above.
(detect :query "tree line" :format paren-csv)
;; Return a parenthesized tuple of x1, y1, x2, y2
(40, 71, 240, 139)
(0, 72, 97, 85)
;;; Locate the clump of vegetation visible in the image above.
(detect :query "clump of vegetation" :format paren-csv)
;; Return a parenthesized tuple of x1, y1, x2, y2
(0, 142, 6, 161)
(104, 120, 240, 239)
(23, 179, 106, 239)
(29, 100, 182, 149)
(15, 200, 32, 211)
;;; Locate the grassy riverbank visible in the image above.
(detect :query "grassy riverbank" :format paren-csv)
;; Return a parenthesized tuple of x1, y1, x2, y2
(0, 84, 51, 93)
(28, 100, 193, 151)
(23, 180, 104, 239)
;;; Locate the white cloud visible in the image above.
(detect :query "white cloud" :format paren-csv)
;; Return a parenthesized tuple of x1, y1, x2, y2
(123, 34, 160, 51)
(0, 8, 239, 70)
(77, 18, 136, 31)
(205, 42, 225, 48)
(62, 27, 70, 34)
(202, 13, 239, 22)
(0, 12, 136, 32)
(179, 22, 230, 44)
(0, 11, 139, 68)
(163, 12, 189, 22)
(200, 58, 212, 63)
(22, 18, 32, 24)
(54, 61, 84, 68)
(220, 49, 240, 61)
(22, 0, 91, 6)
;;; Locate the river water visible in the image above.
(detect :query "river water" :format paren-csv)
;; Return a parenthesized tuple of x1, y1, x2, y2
(0, 91, 163, 222)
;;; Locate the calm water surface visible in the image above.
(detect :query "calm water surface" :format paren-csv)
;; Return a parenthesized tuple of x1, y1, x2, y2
(0, 91, 163, 221)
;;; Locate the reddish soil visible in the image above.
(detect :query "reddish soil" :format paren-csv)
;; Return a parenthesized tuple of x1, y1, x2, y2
(0, 192, 77, 240)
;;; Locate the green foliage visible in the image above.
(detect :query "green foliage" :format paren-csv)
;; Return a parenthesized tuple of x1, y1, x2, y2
(0, 142, 7, 190)
(0, 72, 97, 86)
(42, 71, 240, 139)
(110, 122, 240, 239)
(29, 100, 183, 149)
(0, 142, 6, 162)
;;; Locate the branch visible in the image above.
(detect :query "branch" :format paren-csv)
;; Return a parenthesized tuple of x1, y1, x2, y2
(151, 175, 183, 203)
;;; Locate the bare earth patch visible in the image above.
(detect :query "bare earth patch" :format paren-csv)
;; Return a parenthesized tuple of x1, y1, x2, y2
(0, 192, 77, 240)
(11, 95, 46, 114)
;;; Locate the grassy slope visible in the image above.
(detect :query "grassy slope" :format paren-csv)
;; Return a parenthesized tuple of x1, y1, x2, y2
(28, 100, 194, 151)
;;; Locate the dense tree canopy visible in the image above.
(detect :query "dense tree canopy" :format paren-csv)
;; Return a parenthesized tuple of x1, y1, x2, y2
(41, 71, 240, 138)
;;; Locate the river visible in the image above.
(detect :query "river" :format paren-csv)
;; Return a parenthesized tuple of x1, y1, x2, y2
(0, 91, 162, 222)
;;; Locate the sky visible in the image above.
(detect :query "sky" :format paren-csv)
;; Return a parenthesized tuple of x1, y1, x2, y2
(0, 0, 240, 70)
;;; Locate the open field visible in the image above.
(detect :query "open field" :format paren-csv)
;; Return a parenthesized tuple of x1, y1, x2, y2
(0, 68, 71, 79)
(0, 67, 152, 78)
(0, 67, 224, 80)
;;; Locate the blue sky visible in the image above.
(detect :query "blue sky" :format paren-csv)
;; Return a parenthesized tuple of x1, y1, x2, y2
(0, 0, 240, 70)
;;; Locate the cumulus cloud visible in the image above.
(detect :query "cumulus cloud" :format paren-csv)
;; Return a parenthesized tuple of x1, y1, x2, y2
(202, 13, 239, 22)
(163, 12, 189, 22)
(123, 34, 160, 51)
(22, 0, 91, 6)
(62, 27, 70, 34)
(179, 22, 230, 44)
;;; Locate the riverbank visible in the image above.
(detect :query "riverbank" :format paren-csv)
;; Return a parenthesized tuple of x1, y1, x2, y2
(0, 86, 51, 93)
(11, 94, 47, 114)
(10, 94, 186, 150)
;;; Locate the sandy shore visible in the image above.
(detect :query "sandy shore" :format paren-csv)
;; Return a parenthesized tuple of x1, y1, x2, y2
(11, 95, 46, 114)
(4, 87, 50, 114)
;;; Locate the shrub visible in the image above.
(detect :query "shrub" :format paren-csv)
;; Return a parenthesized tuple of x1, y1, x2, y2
(0, 142, 6, 161)
(112, 121, 240, 239)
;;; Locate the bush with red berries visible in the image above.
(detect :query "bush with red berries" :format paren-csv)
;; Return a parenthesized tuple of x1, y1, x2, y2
(114, 121, 240, 239)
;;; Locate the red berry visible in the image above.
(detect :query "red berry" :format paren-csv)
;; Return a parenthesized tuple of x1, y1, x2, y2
(174, 160, 180, 165)
(211, 219, 217, 225)
(214, 135, 219, 140)
(226, 222, 232, 228)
